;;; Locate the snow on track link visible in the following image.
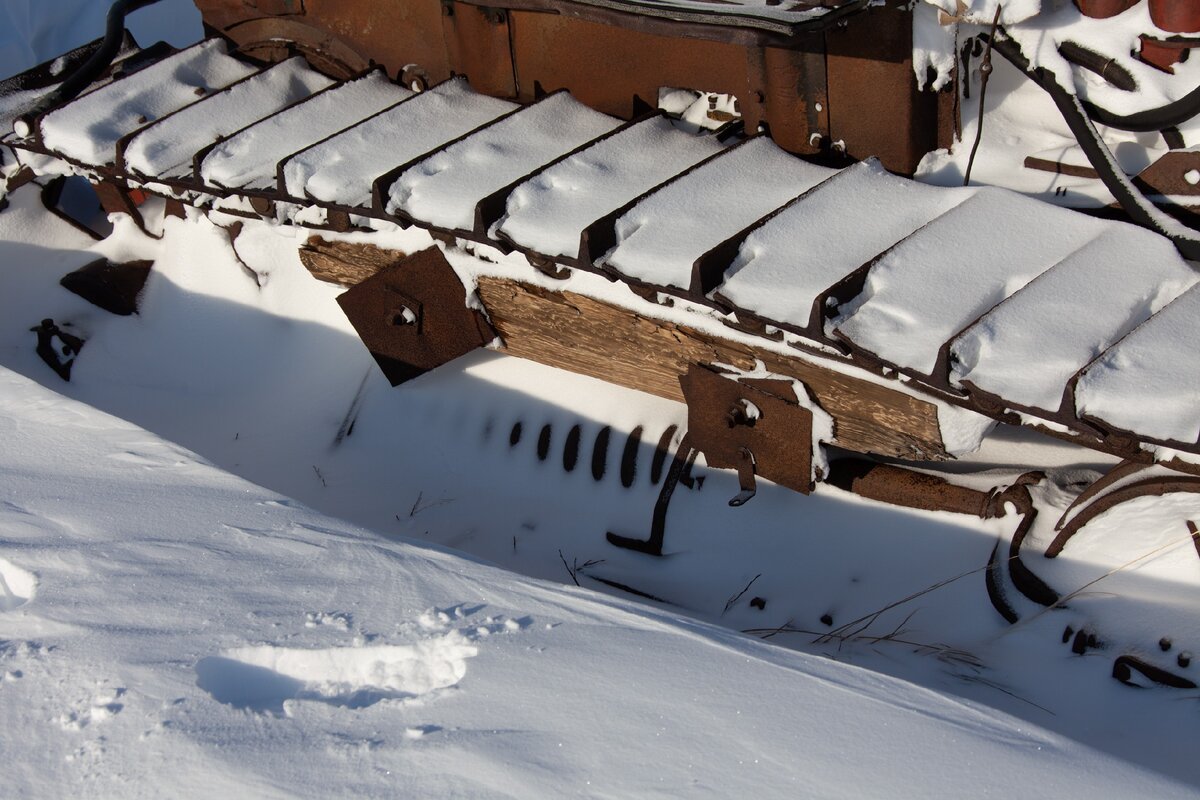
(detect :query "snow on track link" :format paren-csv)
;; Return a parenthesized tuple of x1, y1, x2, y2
(5, 37, 1200, 467)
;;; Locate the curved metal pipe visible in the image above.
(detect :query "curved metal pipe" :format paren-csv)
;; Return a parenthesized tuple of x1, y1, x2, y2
(990, 33, 1200, 260)
(15, 0, 164, 133)
(1083, 79, 1200, 133)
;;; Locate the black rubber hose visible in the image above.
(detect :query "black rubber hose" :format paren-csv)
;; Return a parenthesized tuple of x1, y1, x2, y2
(1082, 80, 1200, 132)
(1053, 38, 1200, 131)
(1058, 40, 1137, 92)
(989, 33, 1200, 261)
(15, 0, 164, 132)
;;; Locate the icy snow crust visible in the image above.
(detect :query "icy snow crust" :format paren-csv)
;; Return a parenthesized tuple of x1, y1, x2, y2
(282, 77, 516, 208)
(834, 187, 1107, 375)
(496, 115, 724, 259)
(719, 160, 972, 329)
(1077, 282, 1200, 444)
(604, 136, 835, 290)
(200, 71, 410, 192)
(39, 39, 256, 168)
(951, 224, 1198, 412)
(122, 58, 333, 179)
(3, 363, 1194, 797)
(3, 182, 1200, 793)
(385, 92, 620, 231)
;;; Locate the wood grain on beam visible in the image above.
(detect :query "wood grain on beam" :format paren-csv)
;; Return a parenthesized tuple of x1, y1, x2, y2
(300, 238, 949, 460)
(476, 277, 949, 461)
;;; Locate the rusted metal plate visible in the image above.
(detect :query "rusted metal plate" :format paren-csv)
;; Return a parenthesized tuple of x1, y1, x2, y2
(336, 247, 495, 385)
(824, 1, 938, 175)
(59, 258, 153, 316)
(757, 43, 828, 155)
(196, 0, 453, 83)
(509, 10, 750, 120)
(681, 364, 815, 495)
(442, 2, 518, 99)
(1135, 150, 1200, 198)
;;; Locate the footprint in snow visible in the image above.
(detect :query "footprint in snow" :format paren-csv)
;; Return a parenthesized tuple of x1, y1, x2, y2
(196, 634, 479, 715)
(197, 607, 535, 715)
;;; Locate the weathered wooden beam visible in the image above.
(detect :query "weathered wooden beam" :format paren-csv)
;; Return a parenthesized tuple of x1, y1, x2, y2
(475, 277, 949, 460)
(299, 236, 407, 287)
(300, 238, 950, 460)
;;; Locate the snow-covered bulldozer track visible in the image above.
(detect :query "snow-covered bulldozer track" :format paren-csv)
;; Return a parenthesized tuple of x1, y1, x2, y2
(3, 0, 1200, 690)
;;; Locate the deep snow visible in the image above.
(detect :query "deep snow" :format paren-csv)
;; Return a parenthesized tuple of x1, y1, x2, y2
(2, 1, 1200, 796)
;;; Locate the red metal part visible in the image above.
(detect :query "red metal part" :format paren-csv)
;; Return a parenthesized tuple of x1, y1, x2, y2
(1074, 0, 1139, 19)
(1150, 0, 1200, 34)
(1137, 34, 1193, 74)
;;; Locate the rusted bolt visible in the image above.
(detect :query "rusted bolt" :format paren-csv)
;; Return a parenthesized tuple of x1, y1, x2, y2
(401, 65, 429, 93)
(726, 398, 760, 428)
(194, 86, 207, 97)
(1180, 652, 1192, 668)
(390, 306, 417, 327)
(1160, 636, 1173, 651)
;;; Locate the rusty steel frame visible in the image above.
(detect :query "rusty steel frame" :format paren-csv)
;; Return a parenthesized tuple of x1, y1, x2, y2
(192, 0, 950, 175)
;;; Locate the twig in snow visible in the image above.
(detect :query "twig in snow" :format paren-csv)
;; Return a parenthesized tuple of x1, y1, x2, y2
(409, 491, 455, 517)
(723, 573, 762, 615)
(816, 562, 991, 646)
(312, 465, 326, 488)
(558, 550, 604, 586)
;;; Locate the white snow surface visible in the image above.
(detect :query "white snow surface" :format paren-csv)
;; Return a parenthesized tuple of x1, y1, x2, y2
(281, 78, 515, 208)
(0, 169, 1198, 794)
(0, 224, 1192, 798)
(719, 160, 972, 328)
(950, 223, 1198, 412)
(6, 7, 1200, 795)
(39, 39, 256, 168)
(604, 136, 835, 290)
(833, 186, 1107, 374)
(385, 92, 619, 231)
(121, 57, 332, 179)
(200, 71, 411, 192)
(1076, 282, 1200, 444)
(921, 0, 1041, 24)
(495, 115, 725, 259)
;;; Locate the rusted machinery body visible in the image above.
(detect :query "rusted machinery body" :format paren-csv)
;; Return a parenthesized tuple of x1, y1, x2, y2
(195, 0, 954, 175)
(4, 0, 1200, 690)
